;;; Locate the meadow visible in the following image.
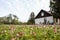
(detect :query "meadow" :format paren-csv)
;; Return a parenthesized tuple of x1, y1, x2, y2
(0, 25, 60, 40)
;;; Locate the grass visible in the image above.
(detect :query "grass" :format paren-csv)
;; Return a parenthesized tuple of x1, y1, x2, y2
(0, 25, 60, 40)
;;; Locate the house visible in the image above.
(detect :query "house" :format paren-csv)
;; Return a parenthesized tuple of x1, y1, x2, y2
(35, 9, 54, 24)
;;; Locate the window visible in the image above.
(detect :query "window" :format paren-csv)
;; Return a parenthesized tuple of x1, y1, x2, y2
(41, 12, 44, 16)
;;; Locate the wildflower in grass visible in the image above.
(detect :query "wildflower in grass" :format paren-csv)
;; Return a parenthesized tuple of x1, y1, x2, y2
(53, 27, 57, 33)
(9, 26, 15, 34)
(4, 30, 7, 33)
(10, 29, 14, 34)
(11, 27, 14, 30)
(30, 27, 33, 30)
(54, 29, 57, 33)
(31, 31, 36, 36)
(43, 25, 46, 28)
(16, 33, 20, 37)
(11, 37, 15, 40)
(44, 32, 47, 38)
(1, 30, 4, 34)
(52, 25, 54, 27)
(18, 32, 24, 37)
(9, 25, 15, 31)
(1, 30, 7, 34)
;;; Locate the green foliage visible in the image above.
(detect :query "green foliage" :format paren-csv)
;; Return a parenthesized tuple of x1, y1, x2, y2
(50, 0, 60, 18)
(12, 19, 20, 25)
(27, 12, 35, 24)
(0, 14, 21, 25)
(27, 19, 35, 24)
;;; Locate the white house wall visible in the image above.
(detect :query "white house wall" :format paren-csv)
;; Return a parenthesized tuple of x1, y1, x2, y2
(35, 16, 53, 24)
(46, 16, 53, 23)
(35, 18, 44, 24)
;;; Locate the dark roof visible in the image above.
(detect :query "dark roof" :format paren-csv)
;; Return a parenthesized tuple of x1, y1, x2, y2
(35, 9, 53, 19)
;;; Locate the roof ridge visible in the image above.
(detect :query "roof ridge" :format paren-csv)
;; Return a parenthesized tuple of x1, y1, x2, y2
(35, 9, 53, 19)
(41, 9, 52, 15)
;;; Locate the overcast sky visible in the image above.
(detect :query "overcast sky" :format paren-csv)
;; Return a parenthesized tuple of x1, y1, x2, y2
(0, 0, 50, 22)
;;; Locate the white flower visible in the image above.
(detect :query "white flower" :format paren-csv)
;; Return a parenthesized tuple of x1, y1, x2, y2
(30, 28, 33, 30)
(16, 34, 19, 37)
(4, 30, 7, 33)
(43, 25, 46, 27)
(52, 25, 54, 27)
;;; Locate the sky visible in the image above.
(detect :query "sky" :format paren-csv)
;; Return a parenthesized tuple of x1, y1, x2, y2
(0, 0, 50, 22)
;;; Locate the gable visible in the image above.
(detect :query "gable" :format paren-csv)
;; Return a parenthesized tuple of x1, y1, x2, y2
(41, 12, 44, 16)
(35, 10, 52, 19)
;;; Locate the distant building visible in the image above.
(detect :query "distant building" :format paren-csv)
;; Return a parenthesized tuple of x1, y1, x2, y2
(35, 9, 54, 24)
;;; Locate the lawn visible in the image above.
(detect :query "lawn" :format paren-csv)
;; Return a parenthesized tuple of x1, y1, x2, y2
(0, 25, 60, 40)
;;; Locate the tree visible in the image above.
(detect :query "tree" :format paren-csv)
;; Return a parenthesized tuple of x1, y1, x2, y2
(0, 13, 21, 24)
(50, 0, 60, 24)
(27, 12, 35, 24)
(13, 15, 18, 20)
(8, 14, 12, 24)
(50, 0, 60, 18)
(0, 17, 4, 24)
(12, 19, 20, 24)
(12, 15, 20, 24)
(3, 14, 12, 24)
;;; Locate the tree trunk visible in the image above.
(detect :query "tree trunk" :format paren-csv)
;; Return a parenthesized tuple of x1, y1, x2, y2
(54, 18, 56, 24)
(58, 18, 60, 24)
